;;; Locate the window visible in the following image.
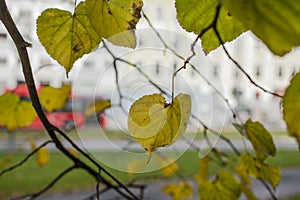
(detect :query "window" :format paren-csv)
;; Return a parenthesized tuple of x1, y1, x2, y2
(277, 66, 283, 78)
(0, 33, 7, 39)
(18, 10, 31, 21)
(173, 62, 177, 72)
(255, 65, 261, 78)
(156, 6, 162, 20)
(234, 69, 239, 79)
(84, 60, 94, 68)
(0, 57, 7, 66)
(213, 65, 218, 78)
(155, 63, 160, 75)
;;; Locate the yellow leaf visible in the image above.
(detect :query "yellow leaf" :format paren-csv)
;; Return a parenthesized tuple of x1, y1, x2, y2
(235, 165, 251, 185)
(85, 0, 143, 48)
(194, 156, 209, 184)
(85, 99, 111, 116)
(239, 153, 281, 189)
(16, 101, 37, 128)
(29, 139, 36, 150)
(154, 155, 178, 177)
(241, 185, 257, 200)
(162, 182, 193, 200)
(199, 171, 241, 200)
(0, 93, 36, 131)
(36, 2, 102, 74)
(39, 84, 71, 112)
(37, 147, 50, 167)
(128, 93, 191, 153)
(29, 139, 50, 167)
(127, 160, 146, 176)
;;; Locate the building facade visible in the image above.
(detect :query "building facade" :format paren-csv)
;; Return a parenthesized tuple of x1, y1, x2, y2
(0, 0, 298, 130)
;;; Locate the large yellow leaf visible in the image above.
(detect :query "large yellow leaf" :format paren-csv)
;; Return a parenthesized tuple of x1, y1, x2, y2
(162, 181, 193, 200)
(175, 0, 247, 53)
(39, 84, 71, 112)
(128, 93, 191, 153)
(0, 93, 36, 131)
(85, 0, 143, 48)
(222, 0, 300, 56)
(36, 2, 102, 74)
(283, 71, 300, 150)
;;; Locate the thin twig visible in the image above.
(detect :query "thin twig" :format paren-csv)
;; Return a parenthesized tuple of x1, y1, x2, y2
(0, 140, 53, 178)
(212, 19, 282, 98)
(12, 165, 77, 200)
(258, 179, 278, 200)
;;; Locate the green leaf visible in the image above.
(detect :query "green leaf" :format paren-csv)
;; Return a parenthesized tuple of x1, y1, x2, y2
(85, 99, 111, 116)
(128, 93, 191, 153)
(175, 0, 247, 53)
(37, 2, 102, 74)
(245, 119, 276, 161)
(283, 71, 300, 150)
(222, 0, 300, 56)
(239, 153, 281, 189)
(39, 84, 71, 112)
(86, 0, 143, 48)
(199, 171, 241, 200)
(0, 93, 36, 131)
(162, 181, 193, 200)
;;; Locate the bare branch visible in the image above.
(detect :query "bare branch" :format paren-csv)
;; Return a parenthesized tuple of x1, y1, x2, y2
(211, 7, 282, 98)
(12, 165, 77, 200)
(0, 140, 53, 178)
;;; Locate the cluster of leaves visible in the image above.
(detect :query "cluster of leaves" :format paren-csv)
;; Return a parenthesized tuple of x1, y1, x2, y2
(134, 119, 280, 200)
(1, 0, 300, 199)
(175, 0, 300, 150)
(0, 84, 71, 131)
(36, 0, 143, 74)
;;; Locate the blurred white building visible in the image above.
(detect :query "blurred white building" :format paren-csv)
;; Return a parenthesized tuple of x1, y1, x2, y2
(0, 0, 298, 130)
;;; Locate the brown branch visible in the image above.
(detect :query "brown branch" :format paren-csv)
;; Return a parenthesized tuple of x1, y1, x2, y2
(0, 1, 138, 199)
(143, 11, 240, 122)
(211, 9, 282, 98)
(0, 140, 53, 178)
(12, 165, 77, 200)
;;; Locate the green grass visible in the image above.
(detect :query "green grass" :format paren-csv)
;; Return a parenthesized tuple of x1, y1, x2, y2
(0, 149, 299, 198)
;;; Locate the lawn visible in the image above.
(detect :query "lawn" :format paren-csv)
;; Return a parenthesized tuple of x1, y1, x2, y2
(0, 149, 300, 199)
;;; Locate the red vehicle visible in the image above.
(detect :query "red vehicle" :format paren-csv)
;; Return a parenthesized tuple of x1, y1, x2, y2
(5, 83, 106, 131)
